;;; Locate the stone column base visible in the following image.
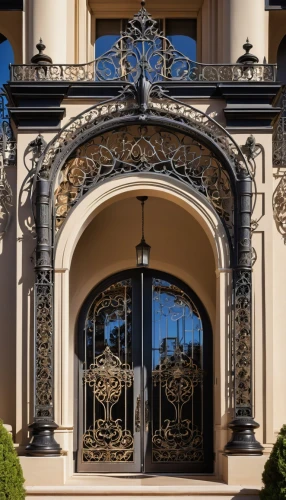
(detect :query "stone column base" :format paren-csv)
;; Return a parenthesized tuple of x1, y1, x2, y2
(221, 453, 268, 486)
(20, 456, 66, 486)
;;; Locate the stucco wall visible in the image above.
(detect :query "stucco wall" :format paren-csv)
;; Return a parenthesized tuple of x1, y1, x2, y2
(0, 11, 22, 64)
(69, 196, 216, 328)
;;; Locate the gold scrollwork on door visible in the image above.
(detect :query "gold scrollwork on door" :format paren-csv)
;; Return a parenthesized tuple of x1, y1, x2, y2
(152, 347, 203, 462)
(82, 346, 134, 462)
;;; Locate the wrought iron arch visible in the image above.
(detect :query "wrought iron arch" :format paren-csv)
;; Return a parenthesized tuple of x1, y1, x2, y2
(26, 2, 263, 459)
(52, 118, 236, 246)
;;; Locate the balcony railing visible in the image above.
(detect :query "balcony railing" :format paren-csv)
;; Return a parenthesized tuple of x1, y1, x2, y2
(10, 3, 277, 85)
(10, 60, 277, 83)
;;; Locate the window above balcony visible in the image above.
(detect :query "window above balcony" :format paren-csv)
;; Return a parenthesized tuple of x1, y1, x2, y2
(95, 18, 197, 62)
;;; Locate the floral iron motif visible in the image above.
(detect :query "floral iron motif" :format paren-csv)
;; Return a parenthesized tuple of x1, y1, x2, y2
(54, 125, 234, 240)
(82, 346, 134, 462)
(152, 346, 203, 462)
(152, 420, 203, 462)
(84, 346, 133, 410)
(82, 419, 134, 463)
(35, 270, 54, 418)
(233, 270, 252, 416)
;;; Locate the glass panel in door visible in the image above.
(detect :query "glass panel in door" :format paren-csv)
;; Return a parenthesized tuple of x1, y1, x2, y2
(77, 278, 141, 472)
(143, 276, 212, 473)
(77, 270, 213, 473)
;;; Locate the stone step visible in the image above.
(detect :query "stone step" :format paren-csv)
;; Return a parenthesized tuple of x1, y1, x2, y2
(25, 484, 261, 499)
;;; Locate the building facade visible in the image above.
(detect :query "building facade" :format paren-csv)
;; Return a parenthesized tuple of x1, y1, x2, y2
(0, 0, 286, 498)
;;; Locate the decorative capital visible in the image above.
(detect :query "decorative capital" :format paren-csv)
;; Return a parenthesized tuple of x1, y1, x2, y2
(236, 38, 259, 64)
(31, 38, 53, 65)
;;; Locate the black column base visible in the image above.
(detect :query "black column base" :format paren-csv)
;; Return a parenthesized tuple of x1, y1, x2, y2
(224, 417, 264, 455)
(26, 420, 62, 457)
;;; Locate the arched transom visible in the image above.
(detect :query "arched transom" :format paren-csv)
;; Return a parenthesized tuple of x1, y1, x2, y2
(54, 124, 234, 241)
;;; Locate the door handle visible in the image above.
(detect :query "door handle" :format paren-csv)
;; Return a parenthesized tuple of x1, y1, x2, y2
(135, 395, 141, 432)
(145, 400, 150, 432)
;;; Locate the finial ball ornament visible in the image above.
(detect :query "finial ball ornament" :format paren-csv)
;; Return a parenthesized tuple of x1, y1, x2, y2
(31, 38, 53, 65)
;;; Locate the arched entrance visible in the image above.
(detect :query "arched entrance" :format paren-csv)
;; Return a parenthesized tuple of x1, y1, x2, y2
(25, 3, 263, 459)
(76, 269, 213, 473)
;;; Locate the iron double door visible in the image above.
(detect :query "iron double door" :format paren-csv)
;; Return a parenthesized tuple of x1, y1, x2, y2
(78, 269, 213, 473)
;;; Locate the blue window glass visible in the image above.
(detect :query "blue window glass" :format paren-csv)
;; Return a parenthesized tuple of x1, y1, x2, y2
(94, 18, 197, 80)
(95, 19, 124, 58)
(0, 34, 14, 87)
(166, 19, 197, 61)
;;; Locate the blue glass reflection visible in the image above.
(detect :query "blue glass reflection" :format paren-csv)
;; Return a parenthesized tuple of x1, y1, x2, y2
(0, 39, 14, 87)
(152, 279, 203, 370)
(95, 35, 120, 59)
(167, 35, 196, 61)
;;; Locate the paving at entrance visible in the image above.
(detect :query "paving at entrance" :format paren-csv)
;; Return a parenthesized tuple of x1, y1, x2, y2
(25, 475, 260, 499)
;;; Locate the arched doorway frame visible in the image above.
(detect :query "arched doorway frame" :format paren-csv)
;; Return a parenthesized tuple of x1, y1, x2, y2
(53, 175, 230, 477)
(26, 85, 263, 458)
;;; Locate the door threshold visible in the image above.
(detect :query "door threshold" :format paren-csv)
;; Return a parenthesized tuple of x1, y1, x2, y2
(73, 472, 217, 478)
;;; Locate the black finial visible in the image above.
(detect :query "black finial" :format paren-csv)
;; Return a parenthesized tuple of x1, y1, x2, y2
(31, 38, 53, 65)
(236, 38, 259, 64)
(141, 0, 146, 7)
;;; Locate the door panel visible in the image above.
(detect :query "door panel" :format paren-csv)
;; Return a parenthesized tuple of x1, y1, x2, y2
(77, 278, 141, 472)
(77, 270, 213, 473)
(144, 275, 211, 473)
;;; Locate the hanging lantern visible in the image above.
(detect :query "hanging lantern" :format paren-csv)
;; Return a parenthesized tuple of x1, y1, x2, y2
(135, 196, 151, 267)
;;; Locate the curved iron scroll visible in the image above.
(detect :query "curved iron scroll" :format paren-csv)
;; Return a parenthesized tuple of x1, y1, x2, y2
(28, 76, 262, 455)
(54, 124, 234, 240)
(152, 347, 203, 463)
(10, 4, 276, 83)
(83, 346, 134, 463)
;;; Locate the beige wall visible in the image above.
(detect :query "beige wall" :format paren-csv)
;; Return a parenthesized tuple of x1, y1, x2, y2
(0, 11, 22, 64)
(69, 196, 216, 327)
(269, 11, 286, 64)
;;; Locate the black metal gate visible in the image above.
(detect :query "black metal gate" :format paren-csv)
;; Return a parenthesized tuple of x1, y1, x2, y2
(77, 269, 213, 473)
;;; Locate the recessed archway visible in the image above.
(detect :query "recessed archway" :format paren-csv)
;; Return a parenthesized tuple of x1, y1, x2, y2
(51, 174, 231, 477)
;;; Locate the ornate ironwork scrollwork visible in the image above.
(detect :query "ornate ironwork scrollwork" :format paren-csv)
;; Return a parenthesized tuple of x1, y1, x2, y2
(233, 270, 252, 416)
(10, 4, 276, 83)
(273, 168, 286, 243)
(84, 346, 133, 409)
(35, 269, 54, 418)
(152, 421, 203, 462)
(82, 419, 134, 462)
(54, 124, 234, 240)
(272, 90, 286, 239)
(39, 93, 137, 180)
(82, 346, 134, 462)
(152, 347, 203, 462)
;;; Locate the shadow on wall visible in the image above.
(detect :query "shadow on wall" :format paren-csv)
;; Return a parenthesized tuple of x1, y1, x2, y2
(277, 35, 286, 84)
(0, 34, 16, 433)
